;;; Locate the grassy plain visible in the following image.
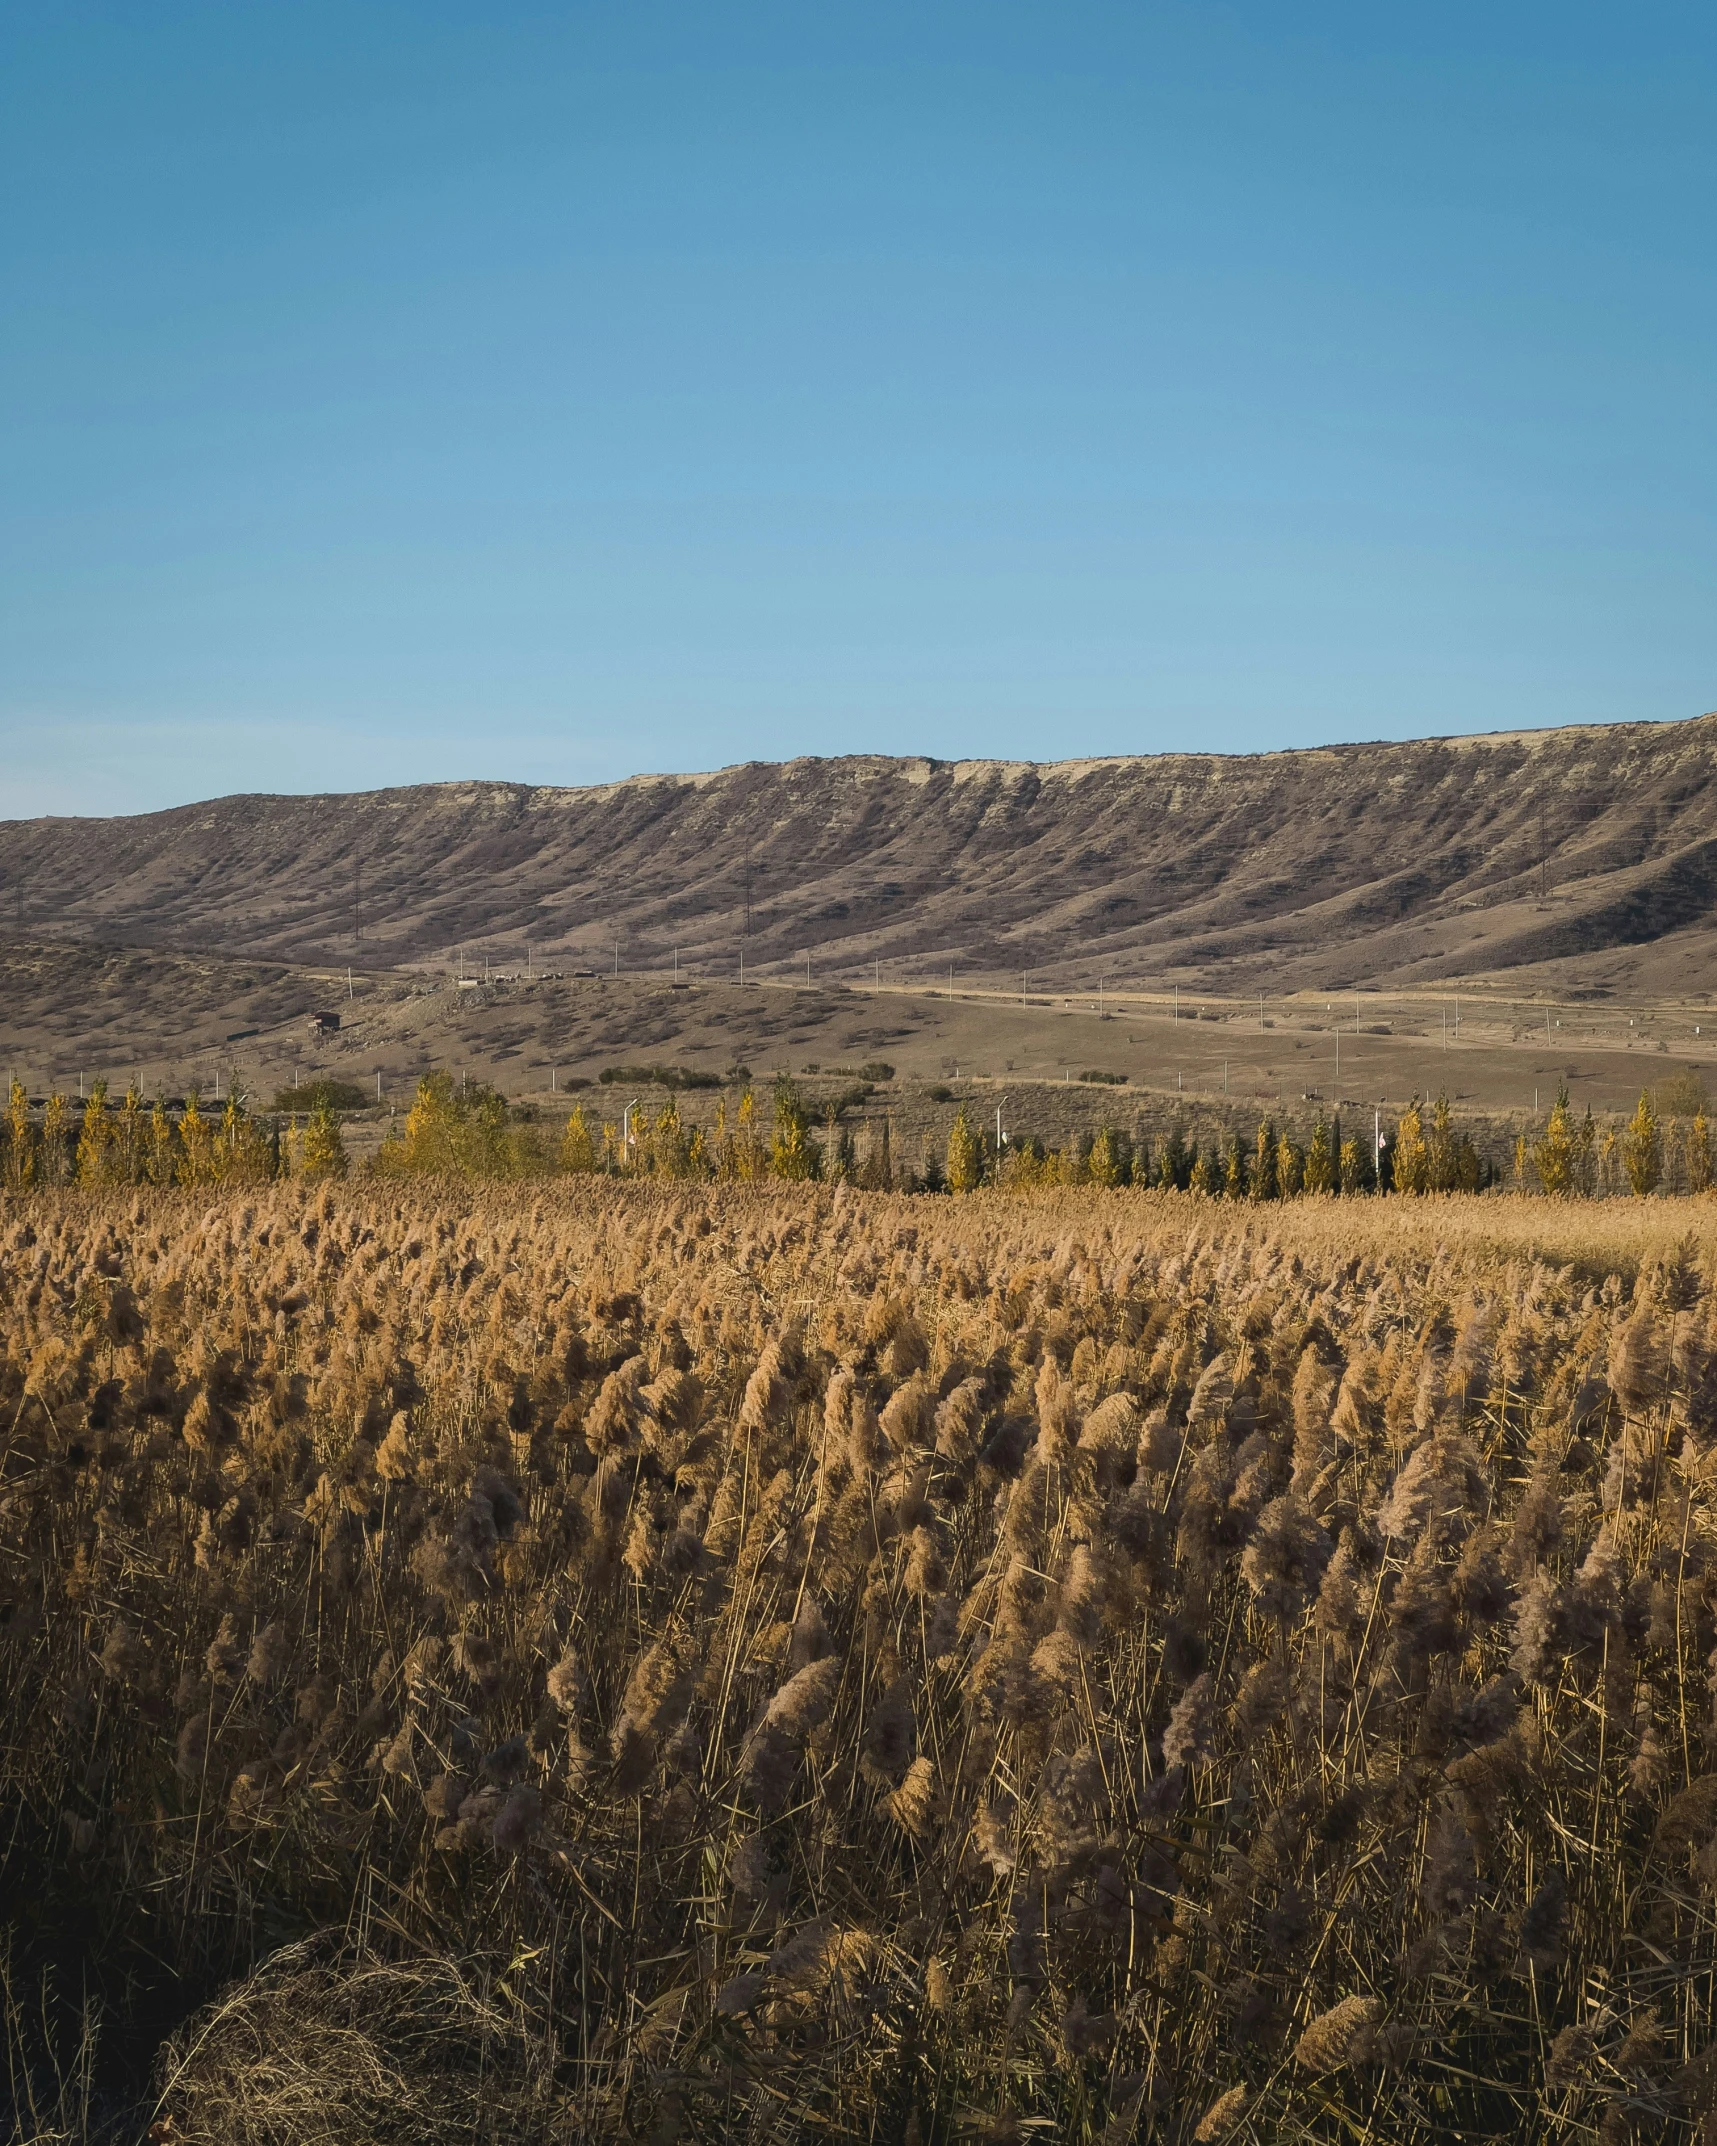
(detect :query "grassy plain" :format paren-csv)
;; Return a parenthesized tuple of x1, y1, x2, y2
(5, 1183, 1717, 2142)
(2, 941, 1713, 1184)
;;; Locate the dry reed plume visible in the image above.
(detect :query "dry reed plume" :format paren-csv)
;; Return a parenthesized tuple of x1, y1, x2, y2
(5, 1181, 1717, 2141)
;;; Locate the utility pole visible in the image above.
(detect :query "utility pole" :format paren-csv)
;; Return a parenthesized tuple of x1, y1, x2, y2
(1259, 994, 1265, 1031)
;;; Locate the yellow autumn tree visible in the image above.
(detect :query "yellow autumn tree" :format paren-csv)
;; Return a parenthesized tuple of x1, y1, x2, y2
(299, 1097, 349, 1181)
(177, 1093, 218, 1187)
(946, 1107, 983, 1193)
(1534, 1086, 1575, 1197)
(560, 1104, 596, 1173)
(1392, 1099, 1428, 1195)
(3, 1079, 32, 1191)
(1303, 1115, 1335, 1195)
(114, 1084, 146, 1184)
(143, 1099, 174, 1186)
(769, 1079, 817, 1182)
(1624, 1090, 1662, 1196)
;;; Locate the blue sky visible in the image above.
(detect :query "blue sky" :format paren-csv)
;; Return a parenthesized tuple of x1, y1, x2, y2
(2, 3, 1713, 815)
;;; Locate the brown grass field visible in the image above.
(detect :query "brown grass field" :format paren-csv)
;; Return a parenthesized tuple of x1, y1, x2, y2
(7, 1182, 1717, 2142)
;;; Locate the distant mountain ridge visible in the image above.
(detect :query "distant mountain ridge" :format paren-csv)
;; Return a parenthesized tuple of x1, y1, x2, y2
(8, 714, 1717, 998)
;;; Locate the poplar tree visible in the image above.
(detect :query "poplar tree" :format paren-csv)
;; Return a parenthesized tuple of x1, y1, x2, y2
(1534, 1086, 1575, 1197)
(1624, 1089, 1662, 1196)
(652, 1099, 691, 1178)
(1574, 1107, 1599, 1198)
(402, 1073, 460, 1174)
(177, 1093, 216, 1187)
(733, 1090, 765, 1181)
(1690, 1108, 1713, 1195)
(861, 1117, 893, 1192)
(946, 1108, 983, 1194)
(1303, 1115, 1335, 1195)
(1276, 1132, 1303, 1198)
(6, 1079, 35, 1191)
(1086, 1125, 1125, 1189)
(560, 1105, 596, 1173)
(1427, 1094, 1458, 1191)
(147, 1100, 176, 1188)
(115, 1084, 145, 1184)
(76, 1079, 113, 1184)
(1392, 1099, 1428, 1195)
(1338, 1133, 1374, 1196)
(1222, 1136, 1248, 1200)
(217, 1094, 274, 1185)
(39, 1094, 70, 1186)
(1157, 1126, 1188, 1191)
(1251, 1119, 1279, 1200)
(769, 1078, 817, 1181)
(300, 1098, 349, 1181)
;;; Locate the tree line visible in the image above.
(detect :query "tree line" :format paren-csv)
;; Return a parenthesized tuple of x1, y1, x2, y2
(1, 1071, 1703, 1199)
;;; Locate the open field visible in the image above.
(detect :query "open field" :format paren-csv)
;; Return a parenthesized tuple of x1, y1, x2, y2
(7, 1182, 1717, 2141)
(1, 942, 1713, 1184)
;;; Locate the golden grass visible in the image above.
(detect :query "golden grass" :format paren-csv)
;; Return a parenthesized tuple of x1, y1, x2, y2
(4, 1182, 1717, 2142)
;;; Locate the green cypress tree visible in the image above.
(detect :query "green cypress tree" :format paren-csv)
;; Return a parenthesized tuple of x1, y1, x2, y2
(1690, 1107, 1713, 1196)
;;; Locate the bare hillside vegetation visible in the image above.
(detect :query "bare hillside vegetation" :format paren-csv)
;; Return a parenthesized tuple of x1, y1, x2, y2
(7, 715, 1717, 999)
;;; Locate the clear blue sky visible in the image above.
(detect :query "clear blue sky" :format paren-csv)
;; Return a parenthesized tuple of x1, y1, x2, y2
(3, 3, 1713, 816)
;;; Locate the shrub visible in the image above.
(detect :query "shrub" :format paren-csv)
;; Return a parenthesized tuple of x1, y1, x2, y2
(269, 1078, 369, 1113)
(6, 1182, 1717, 2141)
